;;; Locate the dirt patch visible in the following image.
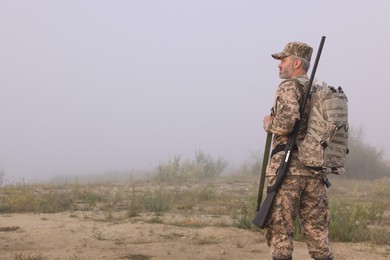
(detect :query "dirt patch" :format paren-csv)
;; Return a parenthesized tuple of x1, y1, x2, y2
(0, 212, 389, 260)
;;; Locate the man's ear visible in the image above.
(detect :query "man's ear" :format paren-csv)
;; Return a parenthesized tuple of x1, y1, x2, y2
(293, 59, 302, 69)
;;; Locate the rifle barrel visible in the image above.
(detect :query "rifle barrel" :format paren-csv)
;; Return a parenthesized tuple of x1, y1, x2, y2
(256, 132, 272, 211)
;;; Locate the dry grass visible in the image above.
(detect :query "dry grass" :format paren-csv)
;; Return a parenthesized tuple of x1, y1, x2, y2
(13, 252, 46, 260)
(0, 176, 389, 246)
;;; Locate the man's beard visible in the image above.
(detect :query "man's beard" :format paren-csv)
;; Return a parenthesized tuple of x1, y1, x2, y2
(279, 65, 293, 79)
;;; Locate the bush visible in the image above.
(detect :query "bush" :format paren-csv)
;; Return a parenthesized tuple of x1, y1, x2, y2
(0, 183, 106, 213)
(329, 199, 386, 243)
(292, 198, 388, 244)
(140, 186, 175, 215)
(239, 150, 262, 176)
(155, 151, 228, 182)
(345, 127, 389, 179)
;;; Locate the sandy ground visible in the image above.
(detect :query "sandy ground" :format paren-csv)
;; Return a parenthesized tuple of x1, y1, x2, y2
(1, 212, 389, 260)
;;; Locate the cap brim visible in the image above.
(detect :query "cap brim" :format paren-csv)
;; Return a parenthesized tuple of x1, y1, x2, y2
(271, 52, 289, 60)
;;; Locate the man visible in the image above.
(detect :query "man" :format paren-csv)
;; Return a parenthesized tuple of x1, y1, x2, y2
(263, 42, 333, 260)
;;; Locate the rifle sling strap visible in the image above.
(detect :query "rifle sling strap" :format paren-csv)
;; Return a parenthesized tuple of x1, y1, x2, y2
(270, 144, 298, 158)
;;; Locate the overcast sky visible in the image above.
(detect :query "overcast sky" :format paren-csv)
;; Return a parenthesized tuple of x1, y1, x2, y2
(0, 1, 389, 183)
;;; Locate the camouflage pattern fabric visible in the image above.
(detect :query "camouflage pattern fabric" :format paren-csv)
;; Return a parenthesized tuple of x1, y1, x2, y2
(272, 42, 313, 62)
(298, 83, 349, 173)
(264, 74, 313, 173)
(263, 74, 333, 258)
(265, 171, 333, 259)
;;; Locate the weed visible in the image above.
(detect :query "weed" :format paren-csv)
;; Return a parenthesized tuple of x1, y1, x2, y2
(93, 230, 106, 240)
(155, 151, 228, 183)
(128, 185, 142, 217)
(234, 237, 249, 248)
(145, 215, 164, 224)
(160, 232, 185, 240)
(141, 186, 174, 214)
(114, 237, 125, 245)
(345, 128, 390, 179)
(1, 174, 390, 247)
(0, 226, 20, 232)
(113, 188, 125, 204)
(175, 194, 196, 210)
(232, 212, 252, 230)
(13, 252, 45, 260)
(120, 254, 153, 260)
(197, 185, 217, 201)
(329, 199, 385, 243)
(232, 183, 257, 230)
(171, 217, 203, 228)
(194, 235, 218, 245)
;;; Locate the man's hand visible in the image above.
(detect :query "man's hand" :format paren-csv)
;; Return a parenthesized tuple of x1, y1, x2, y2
(263, 115, 273, 132)
(263, 115, 273, 126)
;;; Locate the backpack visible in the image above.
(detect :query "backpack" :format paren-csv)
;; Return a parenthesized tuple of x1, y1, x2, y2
(297, 82, 349, 174)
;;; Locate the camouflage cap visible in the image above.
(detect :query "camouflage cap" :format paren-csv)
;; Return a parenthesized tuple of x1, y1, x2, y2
(272, 42, 313, 62)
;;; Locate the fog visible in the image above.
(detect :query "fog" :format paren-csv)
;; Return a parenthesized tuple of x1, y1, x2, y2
(0, 1, 389, 183)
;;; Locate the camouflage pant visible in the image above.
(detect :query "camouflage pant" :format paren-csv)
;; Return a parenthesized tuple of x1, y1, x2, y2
(265, 174, 333, 259)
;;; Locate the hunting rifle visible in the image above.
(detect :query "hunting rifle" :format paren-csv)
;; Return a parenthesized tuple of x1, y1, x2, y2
(255, 132, 272, 212)
(252, 36, 326, 229)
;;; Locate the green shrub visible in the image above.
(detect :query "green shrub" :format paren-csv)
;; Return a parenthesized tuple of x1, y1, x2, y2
(233, 184, 258, 230)
(197, 185, 217, 201)
(239, 150, 262, 176)
(128, 185, 142, 217)
(13, 252, 46, 260)
(155, 151, 228, 183)
(329, 199, 385, 243)
(345, 127, 390, 179)
(292, 199, 388, 244)
(0, 183, 108, 213)
(140, 186, 175, 215)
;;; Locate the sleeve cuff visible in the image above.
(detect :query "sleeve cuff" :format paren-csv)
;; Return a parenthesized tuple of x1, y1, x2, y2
(263, 121, 272, 133)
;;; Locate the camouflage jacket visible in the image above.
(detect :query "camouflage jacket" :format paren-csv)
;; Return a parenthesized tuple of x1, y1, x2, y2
(264, 74, 317, 177)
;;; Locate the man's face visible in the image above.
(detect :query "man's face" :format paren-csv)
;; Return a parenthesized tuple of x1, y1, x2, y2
(278, 56, 294, 79)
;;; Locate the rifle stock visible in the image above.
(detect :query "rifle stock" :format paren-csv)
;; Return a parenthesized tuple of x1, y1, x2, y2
(252, 189, 276, 228)
(252, 36, 326, 229)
